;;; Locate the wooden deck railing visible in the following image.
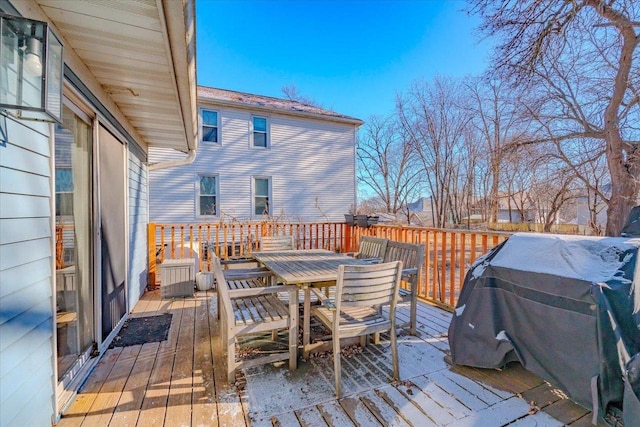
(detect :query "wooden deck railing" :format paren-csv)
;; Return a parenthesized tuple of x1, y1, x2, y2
(55, 223, 74, 269)
(352, 225, 510, 309)
(147, 222, 510, 310)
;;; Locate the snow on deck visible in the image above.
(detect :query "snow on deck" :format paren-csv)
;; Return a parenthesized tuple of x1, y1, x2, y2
(56, 290, 600, 427)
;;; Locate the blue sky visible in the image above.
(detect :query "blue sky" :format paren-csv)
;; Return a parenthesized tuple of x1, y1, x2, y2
(196, 0, 492, 121)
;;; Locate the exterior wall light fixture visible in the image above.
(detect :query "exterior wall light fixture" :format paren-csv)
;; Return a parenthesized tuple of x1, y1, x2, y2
(0, 13, 63, 124)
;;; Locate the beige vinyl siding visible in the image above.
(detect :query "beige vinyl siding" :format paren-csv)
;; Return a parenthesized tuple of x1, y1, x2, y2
(128, 152, 148, 305)
(0, 116, 55, 427)
(149, 106, 356, 223)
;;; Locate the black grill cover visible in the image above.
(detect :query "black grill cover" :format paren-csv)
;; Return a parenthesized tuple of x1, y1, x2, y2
(622, 206, 640, 237)
(448, 234, 640, 424)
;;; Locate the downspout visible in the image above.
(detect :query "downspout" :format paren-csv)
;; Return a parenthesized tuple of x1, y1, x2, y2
(148, 149, 197, 171)
(151, 0, 199, 172)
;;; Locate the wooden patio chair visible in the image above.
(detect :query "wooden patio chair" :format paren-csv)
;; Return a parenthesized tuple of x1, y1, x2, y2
(383, 240, 425, 336)
(311, 261, 403, 398)
(349, 236, 388, 263)
(216, 235, 295, 317)
(259, 234, 295, 251)
(211, 256, 299, 383)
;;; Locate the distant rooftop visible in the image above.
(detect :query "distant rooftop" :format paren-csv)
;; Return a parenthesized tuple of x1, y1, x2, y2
(197, 86, 363, 125)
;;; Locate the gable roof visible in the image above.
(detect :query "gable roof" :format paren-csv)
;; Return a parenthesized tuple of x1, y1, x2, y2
(198, 86, 363, 126)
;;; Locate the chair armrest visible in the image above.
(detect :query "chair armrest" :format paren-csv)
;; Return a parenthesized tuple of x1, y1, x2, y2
(228, 284, 297, 299)
(221, 257, 258, 269)
(221, 256, 255, 264)
(224, 268, 271, 280)
(402, 267, 418, 279)
(345, 251, 358, 258)
(360, 257, 383, 264)
(310, 287, 335, 310)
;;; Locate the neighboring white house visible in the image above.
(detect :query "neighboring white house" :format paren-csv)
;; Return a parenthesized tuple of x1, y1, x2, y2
(149, 87, 363, 224)
(0, 1, 197, 425)
(575, 197, 607, 231)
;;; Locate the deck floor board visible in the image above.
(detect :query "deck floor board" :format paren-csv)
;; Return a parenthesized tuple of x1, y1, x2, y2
(58, 291, 600, 426)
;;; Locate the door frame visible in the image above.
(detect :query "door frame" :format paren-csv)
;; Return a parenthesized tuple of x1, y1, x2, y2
(54, 82, 132, 415)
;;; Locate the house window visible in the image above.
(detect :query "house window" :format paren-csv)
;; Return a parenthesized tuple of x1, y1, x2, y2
(198, 175, 217, 216)
(252, 116, 268, 148)
(55, 168, 74, 216)
(201, 109, 219, 143)
(254, 177, 270, 215)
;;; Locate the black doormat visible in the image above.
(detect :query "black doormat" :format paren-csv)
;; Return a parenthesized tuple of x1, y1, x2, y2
(110, 313, 172, 348)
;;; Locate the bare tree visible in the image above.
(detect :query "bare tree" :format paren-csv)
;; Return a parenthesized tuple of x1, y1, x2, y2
(281, 84, 322, 107)
(525, 152, 579, 232)
(566, 139, 609, 234)
(357, 196, 386, 215)
(500, 145, 536, 223)
(357, 115, 422, 215)
(461, 127, 485, 228)
(397, 77, 472, 227)
(465, 77, 531, 223)
(470, 0, 640, 235)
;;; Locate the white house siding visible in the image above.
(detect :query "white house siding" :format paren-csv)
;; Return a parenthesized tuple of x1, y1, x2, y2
(149, 106, 356, 223)
(0, 117, 55, 427)
(127, 152, 148, 307)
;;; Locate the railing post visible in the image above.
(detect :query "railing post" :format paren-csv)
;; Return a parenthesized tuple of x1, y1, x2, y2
(343, 223, 353, 253)
(148, 223, 157, 288)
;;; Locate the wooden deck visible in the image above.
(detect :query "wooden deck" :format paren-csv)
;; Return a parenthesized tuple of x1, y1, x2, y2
(56, 290, 602, 427)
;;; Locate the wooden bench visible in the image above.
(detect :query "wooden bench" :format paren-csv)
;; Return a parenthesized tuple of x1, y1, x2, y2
(212, 257, 299, 383)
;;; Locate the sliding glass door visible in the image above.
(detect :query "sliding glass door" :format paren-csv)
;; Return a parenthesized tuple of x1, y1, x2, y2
(54, 105, 94, 380)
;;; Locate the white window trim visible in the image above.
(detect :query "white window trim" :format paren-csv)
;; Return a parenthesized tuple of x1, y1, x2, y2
(252, 176, 271, 217)
(197, 174, 219, 217)
(55, 167, 74, 218)
(250, 115, 270, 149)
(200, 107, 221, 145)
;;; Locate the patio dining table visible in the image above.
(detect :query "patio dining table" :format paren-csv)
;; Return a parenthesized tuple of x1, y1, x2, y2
(252, 249, 371, 358)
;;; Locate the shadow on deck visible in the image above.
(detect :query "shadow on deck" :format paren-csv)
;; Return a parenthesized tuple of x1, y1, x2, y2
(56, 290, 603, 426)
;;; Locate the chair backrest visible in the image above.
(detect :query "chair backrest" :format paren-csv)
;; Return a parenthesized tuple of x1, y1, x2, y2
(335, 261, 403, 312)
(383, 240, 424, 272)
(357, 236, 388, 260)
(260, 235, 295, 251)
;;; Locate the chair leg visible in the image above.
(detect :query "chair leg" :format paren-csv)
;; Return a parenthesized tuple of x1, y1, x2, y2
(227, 330, 236, 384)
(217, 290, 220, 320)
(410, 282, 418, 336)
(390, 327, 399, 381)
(373, 305, 382, 344)
(220, 309, 227, 350)
(288, 289, 298, 371)
(333, 334, 342, 398)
